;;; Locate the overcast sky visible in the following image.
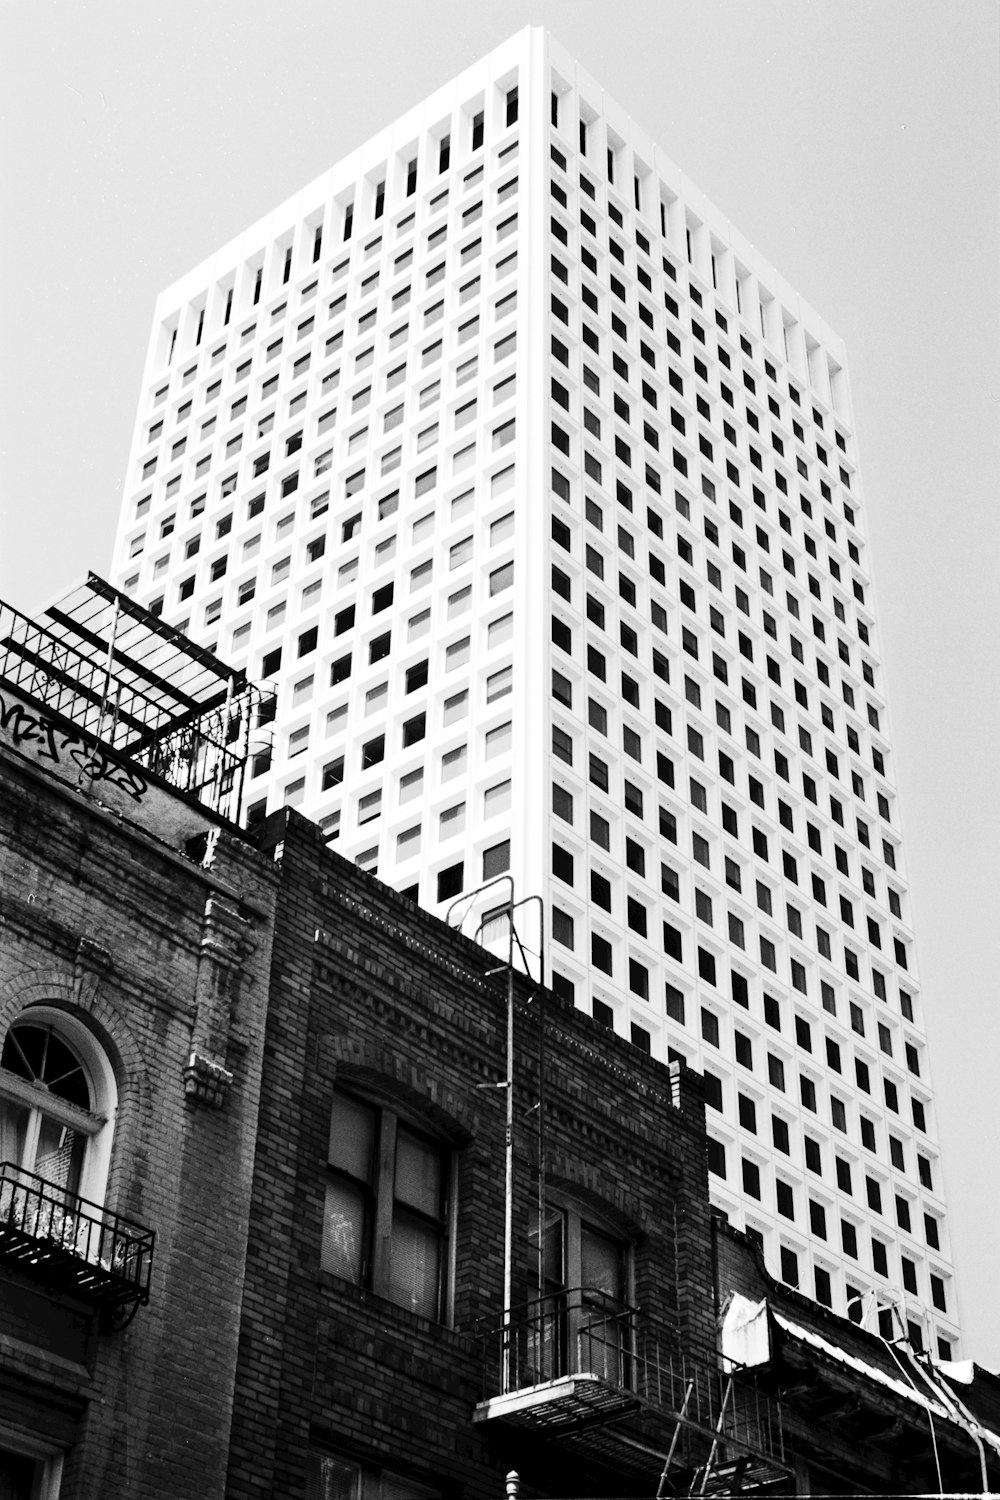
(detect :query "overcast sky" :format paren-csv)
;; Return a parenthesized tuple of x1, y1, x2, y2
(1, 0, 997, 1368)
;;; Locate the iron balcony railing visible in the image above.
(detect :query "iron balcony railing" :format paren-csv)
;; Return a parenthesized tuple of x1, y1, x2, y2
(138, 704, 248, 812)
(478, 1289, 786, 1471)
(0, 1163, 154, 1327)
(480, 1288, 637, 1395)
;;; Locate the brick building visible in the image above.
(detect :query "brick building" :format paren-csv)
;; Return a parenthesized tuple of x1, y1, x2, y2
(2, 580, 997, 1496)
(228, 806, 732, 1499)
(226, 807, 1000, 1500)
(0, 580, 279, 1497)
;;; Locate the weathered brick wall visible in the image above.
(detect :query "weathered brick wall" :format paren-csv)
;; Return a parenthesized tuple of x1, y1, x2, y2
(226, 810, 716, 1499)
(0, 747, 278, 1498)
(713, 1213, 772, 1313)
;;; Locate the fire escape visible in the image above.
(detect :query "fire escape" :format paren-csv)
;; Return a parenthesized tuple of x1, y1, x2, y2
(0, 1165, 154, 1330)
(474, 1295, 792, 1495)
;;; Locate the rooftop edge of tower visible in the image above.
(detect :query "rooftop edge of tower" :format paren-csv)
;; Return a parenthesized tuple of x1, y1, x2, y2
(148, 26, 848, 375)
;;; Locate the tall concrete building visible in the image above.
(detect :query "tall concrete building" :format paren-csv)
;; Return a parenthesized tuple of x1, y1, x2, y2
(110, 29, 959, 1355)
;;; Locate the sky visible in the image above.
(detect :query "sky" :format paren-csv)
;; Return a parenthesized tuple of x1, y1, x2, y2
(1, 0, 998, 1367)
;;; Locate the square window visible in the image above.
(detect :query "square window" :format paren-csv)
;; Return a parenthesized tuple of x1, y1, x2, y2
(446, 636, 470, 671)
(485, 720, 512, 759)
(629, 958, 649, 999)
(592, 933, 613, 975)
(444, 690, 469, 726)
(399, 768, 423, 803)
(588, 811, 609, 851)
(358, 788, 382, 824)
(437, 862, 464, 902)
(702, 1133, 726, 1179)
(402, 713, 426, 747)
(361, 735, 384, 769)
(440, 802, 465, 838)
(487, 665, 513, 702)
(662, 983, 686, 1024)
(742, 1159, 761, 1200)
(485, 780, 512, 819)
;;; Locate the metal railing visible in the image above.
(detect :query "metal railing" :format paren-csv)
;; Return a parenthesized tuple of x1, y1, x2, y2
(0, 1163, 154, 1324)
(480, 1289, 637, 1395)
(0, 594, 256, 819)
(1, 598, 172, 751)
(478, 1290, 785, 1469)
(136, 699, 249, 813)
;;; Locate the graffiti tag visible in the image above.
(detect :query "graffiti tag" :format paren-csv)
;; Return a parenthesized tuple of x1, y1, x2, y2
(0, 689, 148, 801)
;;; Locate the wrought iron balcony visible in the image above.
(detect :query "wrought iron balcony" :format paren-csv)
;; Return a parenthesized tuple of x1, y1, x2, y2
(0, 1163, 154, 1329)
(474, 1291, 790, 1493)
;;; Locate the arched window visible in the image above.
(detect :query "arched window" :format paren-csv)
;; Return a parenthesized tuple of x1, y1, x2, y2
(0, 1008, 117, 1208)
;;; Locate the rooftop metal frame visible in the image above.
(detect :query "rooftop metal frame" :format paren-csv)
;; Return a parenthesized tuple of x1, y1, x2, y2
(0, 573, 258, 820)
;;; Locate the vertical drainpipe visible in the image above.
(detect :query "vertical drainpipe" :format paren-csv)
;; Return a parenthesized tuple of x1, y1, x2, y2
(447, 876, 519, 1395)
(216, 672, 235, 811)
(235, 682, 256, 825)
(503, 933, 515, 1394)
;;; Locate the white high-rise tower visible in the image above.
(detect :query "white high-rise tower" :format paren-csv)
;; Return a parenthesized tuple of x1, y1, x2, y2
(110, 28, 960, 1355)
